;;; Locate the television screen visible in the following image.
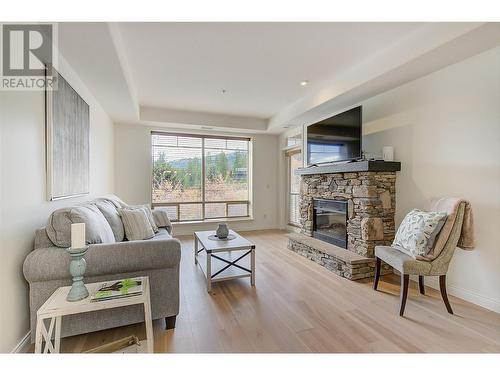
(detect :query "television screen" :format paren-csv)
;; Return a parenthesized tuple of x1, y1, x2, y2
(307, 106, 362, 165)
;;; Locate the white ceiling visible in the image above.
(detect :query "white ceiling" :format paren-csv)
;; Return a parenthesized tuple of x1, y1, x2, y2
(57, 22, 500, 133)
(118, 22, 424, 118)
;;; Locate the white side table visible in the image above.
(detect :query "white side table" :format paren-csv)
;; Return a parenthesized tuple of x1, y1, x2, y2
(35, 276, 154, 353)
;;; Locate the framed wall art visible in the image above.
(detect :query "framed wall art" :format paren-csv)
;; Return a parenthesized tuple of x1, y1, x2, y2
(46, 68, 90, 200)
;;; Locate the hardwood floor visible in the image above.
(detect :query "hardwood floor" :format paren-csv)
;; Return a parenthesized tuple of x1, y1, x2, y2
(34, 230, 500, 353)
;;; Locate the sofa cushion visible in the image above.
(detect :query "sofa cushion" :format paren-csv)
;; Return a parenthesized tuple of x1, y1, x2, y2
(94, 199, 125, 242)
(118, 207, 155, 241)
(102, 194, 127, 208)
(375, 246, 432, 275)
(46, 204, 116, 248)
(128, 204, 158, 233)
(151, 227, 172, 240)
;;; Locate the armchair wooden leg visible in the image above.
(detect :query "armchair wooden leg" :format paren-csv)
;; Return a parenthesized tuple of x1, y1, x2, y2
(439, 275, 454, 314)
(418, 276, 425, 295)
(373, 257, 381, 291)
(399, 274, 409, 317)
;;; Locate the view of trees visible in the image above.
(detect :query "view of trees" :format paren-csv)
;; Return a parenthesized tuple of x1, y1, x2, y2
(206, 150, 247, 182)
(152, 149, 248, 202)
(152, 152, 202, 191)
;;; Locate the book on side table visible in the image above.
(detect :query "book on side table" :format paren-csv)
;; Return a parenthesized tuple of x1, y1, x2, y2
(90, 278, 143, 302)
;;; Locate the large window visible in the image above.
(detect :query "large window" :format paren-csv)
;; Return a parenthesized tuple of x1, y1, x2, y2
(152, 132, 251, 222)
(287, 149, 302, 226)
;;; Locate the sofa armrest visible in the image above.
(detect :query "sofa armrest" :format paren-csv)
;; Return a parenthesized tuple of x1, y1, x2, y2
(23, 238, 181, 283)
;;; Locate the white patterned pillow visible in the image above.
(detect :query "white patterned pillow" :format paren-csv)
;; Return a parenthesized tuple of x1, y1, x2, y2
(393, 209, 448, 258)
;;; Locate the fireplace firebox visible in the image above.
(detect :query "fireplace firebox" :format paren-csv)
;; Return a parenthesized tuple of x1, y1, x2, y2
(312, 198, 348, 248)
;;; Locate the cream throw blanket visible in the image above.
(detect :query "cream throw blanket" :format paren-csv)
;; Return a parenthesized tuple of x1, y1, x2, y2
(419, 197, 475, 261)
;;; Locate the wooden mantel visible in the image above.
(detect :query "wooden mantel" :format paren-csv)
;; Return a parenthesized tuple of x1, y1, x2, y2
(296, 160, 401, 176)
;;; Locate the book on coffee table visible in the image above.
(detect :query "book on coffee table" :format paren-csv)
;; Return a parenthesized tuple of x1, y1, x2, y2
(90, 278, 143, 302)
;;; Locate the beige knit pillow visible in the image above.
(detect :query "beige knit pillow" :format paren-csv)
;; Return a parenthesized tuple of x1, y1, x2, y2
(118, 207, 155, 241)
(128, 204, 159, 233)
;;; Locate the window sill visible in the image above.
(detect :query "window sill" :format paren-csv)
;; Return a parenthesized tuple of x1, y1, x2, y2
(172, 216, 254, 226)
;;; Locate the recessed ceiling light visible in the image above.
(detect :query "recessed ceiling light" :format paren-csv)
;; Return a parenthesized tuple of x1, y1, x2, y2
(300, 80, 309, 86)
(221, 89, 227, 94)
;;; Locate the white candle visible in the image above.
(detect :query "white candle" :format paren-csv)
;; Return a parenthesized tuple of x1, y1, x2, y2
(382, 146, 394, 162)
(71, 223, 86, 249)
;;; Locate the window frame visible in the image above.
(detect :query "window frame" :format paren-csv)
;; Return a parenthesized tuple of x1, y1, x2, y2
(286, 147, 302, 227)
(150, 131, 252, 222)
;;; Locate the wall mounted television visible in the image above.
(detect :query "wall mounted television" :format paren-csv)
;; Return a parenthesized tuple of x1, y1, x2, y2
(306, 106, 362, 166)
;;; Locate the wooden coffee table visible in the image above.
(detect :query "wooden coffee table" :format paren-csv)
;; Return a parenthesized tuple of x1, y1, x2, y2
(194, 230, 256, 293)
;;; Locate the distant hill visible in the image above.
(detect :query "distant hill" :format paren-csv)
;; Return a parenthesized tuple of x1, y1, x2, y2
(169, 151, 243, 169)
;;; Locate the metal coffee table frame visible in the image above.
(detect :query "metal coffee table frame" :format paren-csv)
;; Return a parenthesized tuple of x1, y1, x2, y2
(194, 230, 256, 293)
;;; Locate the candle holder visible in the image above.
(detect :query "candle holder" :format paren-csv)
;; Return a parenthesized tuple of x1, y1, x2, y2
(66, 246, 89, 302)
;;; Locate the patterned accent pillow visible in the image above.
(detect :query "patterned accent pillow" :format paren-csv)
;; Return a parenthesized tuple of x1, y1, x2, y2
(393, 209, 448, 258)
(118, 207, 155, 241)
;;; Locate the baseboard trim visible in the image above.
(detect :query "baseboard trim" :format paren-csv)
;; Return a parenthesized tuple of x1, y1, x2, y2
(409, 275, 500, 313)
(11, 331, 31, 353)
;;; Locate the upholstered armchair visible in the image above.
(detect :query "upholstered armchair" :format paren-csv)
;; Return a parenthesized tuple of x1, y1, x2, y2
(373, 202, 466, 316)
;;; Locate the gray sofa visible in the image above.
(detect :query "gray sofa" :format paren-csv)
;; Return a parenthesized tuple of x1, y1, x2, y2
(23, 195, 181, 342)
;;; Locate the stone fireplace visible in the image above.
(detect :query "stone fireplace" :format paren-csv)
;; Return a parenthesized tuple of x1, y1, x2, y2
(288, 160, 400, 280)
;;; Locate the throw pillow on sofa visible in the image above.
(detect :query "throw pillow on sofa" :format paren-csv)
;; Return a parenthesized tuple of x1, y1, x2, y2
(392, 209, 447, 258)
(118, 207, 155, 241)
(102, 194, 127, 208)
(128, 204, 159, 233)
(46, 204, 116, 247)
(94, 199, 125, 242)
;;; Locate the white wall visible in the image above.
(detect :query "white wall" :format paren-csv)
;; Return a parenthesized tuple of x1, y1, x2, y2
(362, 46, 500, 312)
(0, 56, 115, 352)
(114, 124, 280, 236)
